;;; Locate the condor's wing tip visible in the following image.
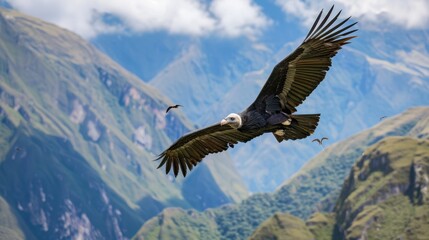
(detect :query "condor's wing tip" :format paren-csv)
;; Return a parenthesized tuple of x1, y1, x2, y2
(155, 152, 168, 169)
(154, 153, 189, 178)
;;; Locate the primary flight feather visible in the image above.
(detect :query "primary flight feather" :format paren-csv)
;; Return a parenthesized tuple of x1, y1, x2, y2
(156, 6, 357, 177)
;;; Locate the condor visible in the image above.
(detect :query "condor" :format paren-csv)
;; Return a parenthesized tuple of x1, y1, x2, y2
(157, 6, 357, 177)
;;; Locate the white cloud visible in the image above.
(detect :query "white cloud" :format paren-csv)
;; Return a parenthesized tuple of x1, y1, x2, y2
(210, 0, 271, 38)
(274, 0, 322, 26)
(396, 49, 429, 76)
(7, 0, 270, 39)
(365, 56, 419, 76)
(99, 0, 216, 35)
(365, 48, 429, 77)
(275, 0, 429, 30)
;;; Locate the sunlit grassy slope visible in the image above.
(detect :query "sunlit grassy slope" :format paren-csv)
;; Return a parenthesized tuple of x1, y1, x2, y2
(134, 107, 429, 239)
(0, 197, 28, 240)
(250, 136, 429, 240)
(134, 208, 221, 240)
(248, 213, 313, 240)
(0, 7, 247, 239)
(334, 136, 429, 239)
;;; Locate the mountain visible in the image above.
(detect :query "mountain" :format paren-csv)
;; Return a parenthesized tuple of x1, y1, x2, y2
(133, 208, 220, 240)
(149, 39, 267, 123)
(248, 213, 314, 240)
(134, 106, 429, 239)
(0, 196, 28, 240)
(93, 33, 190, 81)
(333, 136, 429, 239)
(249, 136, 429, 240)
(0, 8, 247, 239)
(92, 9, 429, 192)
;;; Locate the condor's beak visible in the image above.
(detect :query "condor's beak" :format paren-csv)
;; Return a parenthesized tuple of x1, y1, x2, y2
(220, 119, 228, 126)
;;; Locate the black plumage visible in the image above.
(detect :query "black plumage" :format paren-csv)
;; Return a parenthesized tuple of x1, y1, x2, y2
(156, 6, 357, 177)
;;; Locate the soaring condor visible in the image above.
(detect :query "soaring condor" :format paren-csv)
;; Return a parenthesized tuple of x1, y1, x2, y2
(157, 6, 357, 177)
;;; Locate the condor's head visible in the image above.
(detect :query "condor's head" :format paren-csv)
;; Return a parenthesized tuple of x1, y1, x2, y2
(220, 113, 242, 129)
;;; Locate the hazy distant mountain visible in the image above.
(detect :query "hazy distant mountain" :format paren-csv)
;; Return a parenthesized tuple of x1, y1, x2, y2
(93, 33, 190, 81)
(0, 8, 247, 239)
(134, 107, 429, 239)
(93, 12, 429, 192)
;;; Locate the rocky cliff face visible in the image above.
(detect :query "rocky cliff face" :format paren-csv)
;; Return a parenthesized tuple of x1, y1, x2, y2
(248, 118, 429, 240)
(248, 135, 429, 240)
(334, 136, 429, 239)
(0, 8, 247, 239)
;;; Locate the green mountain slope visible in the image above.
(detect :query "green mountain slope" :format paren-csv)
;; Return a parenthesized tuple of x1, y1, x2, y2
(0, 8, 247, 239)
(274, 106, 429, 218)
(133, 208, 220, 240)
(249, 136, 429, 240)
(0, 196, 27, 240)
(134, 107, 429, 239)
(334, 136, 429, 239)
(248, 213, 313, 240)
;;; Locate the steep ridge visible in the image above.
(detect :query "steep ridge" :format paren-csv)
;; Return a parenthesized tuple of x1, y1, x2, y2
(248, 213, 314, 240)
(333, 136, 429, 239)
(0, 8, 247, 239)
(249, 136, 429, 240)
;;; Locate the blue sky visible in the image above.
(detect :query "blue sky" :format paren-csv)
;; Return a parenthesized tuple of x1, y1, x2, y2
(6, 0, 429, 39)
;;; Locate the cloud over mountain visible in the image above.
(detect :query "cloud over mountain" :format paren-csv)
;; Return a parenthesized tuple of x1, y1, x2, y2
(7, 0, 270, 38)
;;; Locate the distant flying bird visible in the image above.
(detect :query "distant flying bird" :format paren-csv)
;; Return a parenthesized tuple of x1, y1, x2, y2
(379, 116, 387, 120)
(156, 6, 357, 177)
(15, 147, 22, 152)
(312, 137, 329, 145)
(166, 104, 182, 113)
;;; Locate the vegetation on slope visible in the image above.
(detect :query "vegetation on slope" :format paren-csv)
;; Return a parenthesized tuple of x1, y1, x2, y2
(334, 136, 429, 239)
(305, 212, 335, 240)
(249, 136, 429, 240)
(133, 208, 220, 240)
(0, 197, 27, 240)
(248, 213, 313, 240)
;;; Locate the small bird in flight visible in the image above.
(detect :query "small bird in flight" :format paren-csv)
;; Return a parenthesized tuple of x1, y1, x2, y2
(166, 104, 183, 113)
(379, 116, 387, 120)
(312, 137, 329, 146)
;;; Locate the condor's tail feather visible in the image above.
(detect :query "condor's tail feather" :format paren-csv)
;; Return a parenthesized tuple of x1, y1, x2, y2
(272, 114, 320, 142)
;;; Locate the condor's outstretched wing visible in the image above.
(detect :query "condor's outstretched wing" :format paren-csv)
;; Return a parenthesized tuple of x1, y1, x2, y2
(156, 124, 264, 177)
(253, 6, 357, 113)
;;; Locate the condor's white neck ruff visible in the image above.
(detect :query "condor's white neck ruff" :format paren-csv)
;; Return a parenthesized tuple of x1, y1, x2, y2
(221, 113, 242, 129)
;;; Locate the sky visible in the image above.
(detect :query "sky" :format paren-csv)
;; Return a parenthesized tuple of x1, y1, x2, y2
(3, 0, 429, 193)
(6, 0, 429, 39)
